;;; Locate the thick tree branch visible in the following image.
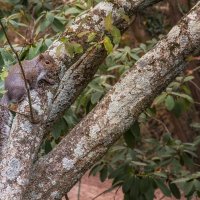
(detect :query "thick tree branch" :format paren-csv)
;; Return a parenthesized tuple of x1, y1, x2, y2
(46, 0, 162, 126)
(24, 2, 200, 199)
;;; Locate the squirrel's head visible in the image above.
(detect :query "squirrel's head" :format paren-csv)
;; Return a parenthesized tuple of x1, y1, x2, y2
(38, 53, 56, 71)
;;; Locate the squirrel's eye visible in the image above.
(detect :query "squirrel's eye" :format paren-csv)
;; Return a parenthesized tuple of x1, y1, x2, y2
(45, 60, 50, 65)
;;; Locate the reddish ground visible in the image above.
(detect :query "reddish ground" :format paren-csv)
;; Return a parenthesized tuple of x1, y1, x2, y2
(68, 172, 123, 200)
(66, 172, 197, 200)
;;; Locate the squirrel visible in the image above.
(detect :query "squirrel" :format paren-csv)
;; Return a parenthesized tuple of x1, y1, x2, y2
(1, 53, 58, 106)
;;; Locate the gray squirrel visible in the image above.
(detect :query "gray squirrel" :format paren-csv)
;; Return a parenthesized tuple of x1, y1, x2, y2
(1, 53, 58, 106)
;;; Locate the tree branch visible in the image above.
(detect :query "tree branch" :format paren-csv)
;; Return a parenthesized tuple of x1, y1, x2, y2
(0, 20, 34, 122)
(24, 2, 200, 199)
(46, 0, 162, 127)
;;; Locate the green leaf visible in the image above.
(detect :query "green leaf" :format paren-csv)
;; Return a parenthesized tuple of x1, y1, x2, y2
(87, 32, 97, 42)
(64, 43, 74, 57)
(45, 38, 53, 47)
(73, 43, 83, 54)
(165, 95, 175, 111)
(193, 179, 200, 191)
(51, 118, 67, 139)
(104, 13, 113, 31)
(146, 107, 156, 117)
(139, 177, 149, 193)
(129, 53, 140, 61)
(153, 93, 167, 105)
(183, 181, 195, 196)
(130, 176, 139, 199)
(176, 76, 183, 82)
(122, 176, 134, 193)
(0, 88, 6, 95)
(171, 92, 194, 103)
(171, 99, 185, 117)
(111, 26, 121, 44)
(0, 67, 8, 80)
(27, 44, 41, 60)
(46, 12, 54, 23)
(140, 43, 147, 52)
(89, 82, 104, 92)
(9, 19, 20, 28)
(124, 193, 130, 200)
(111, 145, 126, 152)
(8, 13, 21, 20)
(123, 129, 135, 148)
(65, 41, 83, 55)
(169, 182, 181, 199)
(1, 49, 15, 64)
(44, 140, 52, 154)
(0, 30, 5, 41)
(52, 18, 65, 32)
(181, 151, 192, 163)
(131, 161, 147, 166)
(154, 179, 171, 197)
(138, 112, 147, 123)
(173, 177, 193, 183)
(132, 121, 141, 142)
(119, 10, 130, 22)
(77, 30, 90, 38)
(36, 19, 51, 34)
(65, 7, 81, 15)
(144, 178, 155, 200)
(89, 162, 104, 176)
(56, 44, 65, 57)
(153, 172, 167, 179)
(183, 76, 194, 82)
(103, 36, 113, 54)
(100, 166, 108, 182)
(91, 91, 103, 104)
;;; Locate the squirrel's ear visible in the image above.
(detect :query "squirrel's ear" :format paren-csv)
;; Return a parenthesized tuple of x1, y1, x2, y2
(39, 53, 44, 60)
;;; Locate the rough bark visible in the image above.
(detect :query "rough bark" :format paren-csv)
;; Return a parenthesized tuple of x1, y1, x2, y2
(0, 107, 12, 156)
(22, 2, 200, 199)
(47, 0, 162, 125)
(0, 0, 163, 200)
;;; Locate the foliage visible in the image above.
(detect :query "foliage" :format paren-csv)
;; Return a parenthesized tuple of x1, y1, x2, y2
(88, 40, 200, 199)
(90, 132, 200, 200)
(0, 0, 100, 91)
(0, 0, 200, 199)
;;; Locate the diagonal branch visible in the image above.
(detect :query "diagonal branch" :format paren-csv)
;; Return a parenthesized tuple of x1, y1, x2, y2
(24, 2, 200, 199)
(46, 0, 163, 127)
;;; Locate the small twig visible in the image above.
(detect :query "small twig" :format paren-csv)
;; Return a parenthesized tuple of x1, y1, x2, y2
(194, 101, 200, 105)
(0, 19, 35, 122)
(189, 80, 200, 92)
(153, 117, 171, 134)
(91, 185, 117, 200)
(192, 66, 200, 73)
(64, 194, 69, 200)
(159, 195, 165, 200)
(176, 0, 186, 15)
(77, 179, 81, 200)
(146, 112, 171, 134)
(113, 186, 120, 200)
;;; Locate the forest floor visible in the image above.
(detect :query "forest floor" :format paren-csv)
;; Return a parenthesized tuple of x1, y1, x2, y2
(67, 172, 193, 200)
